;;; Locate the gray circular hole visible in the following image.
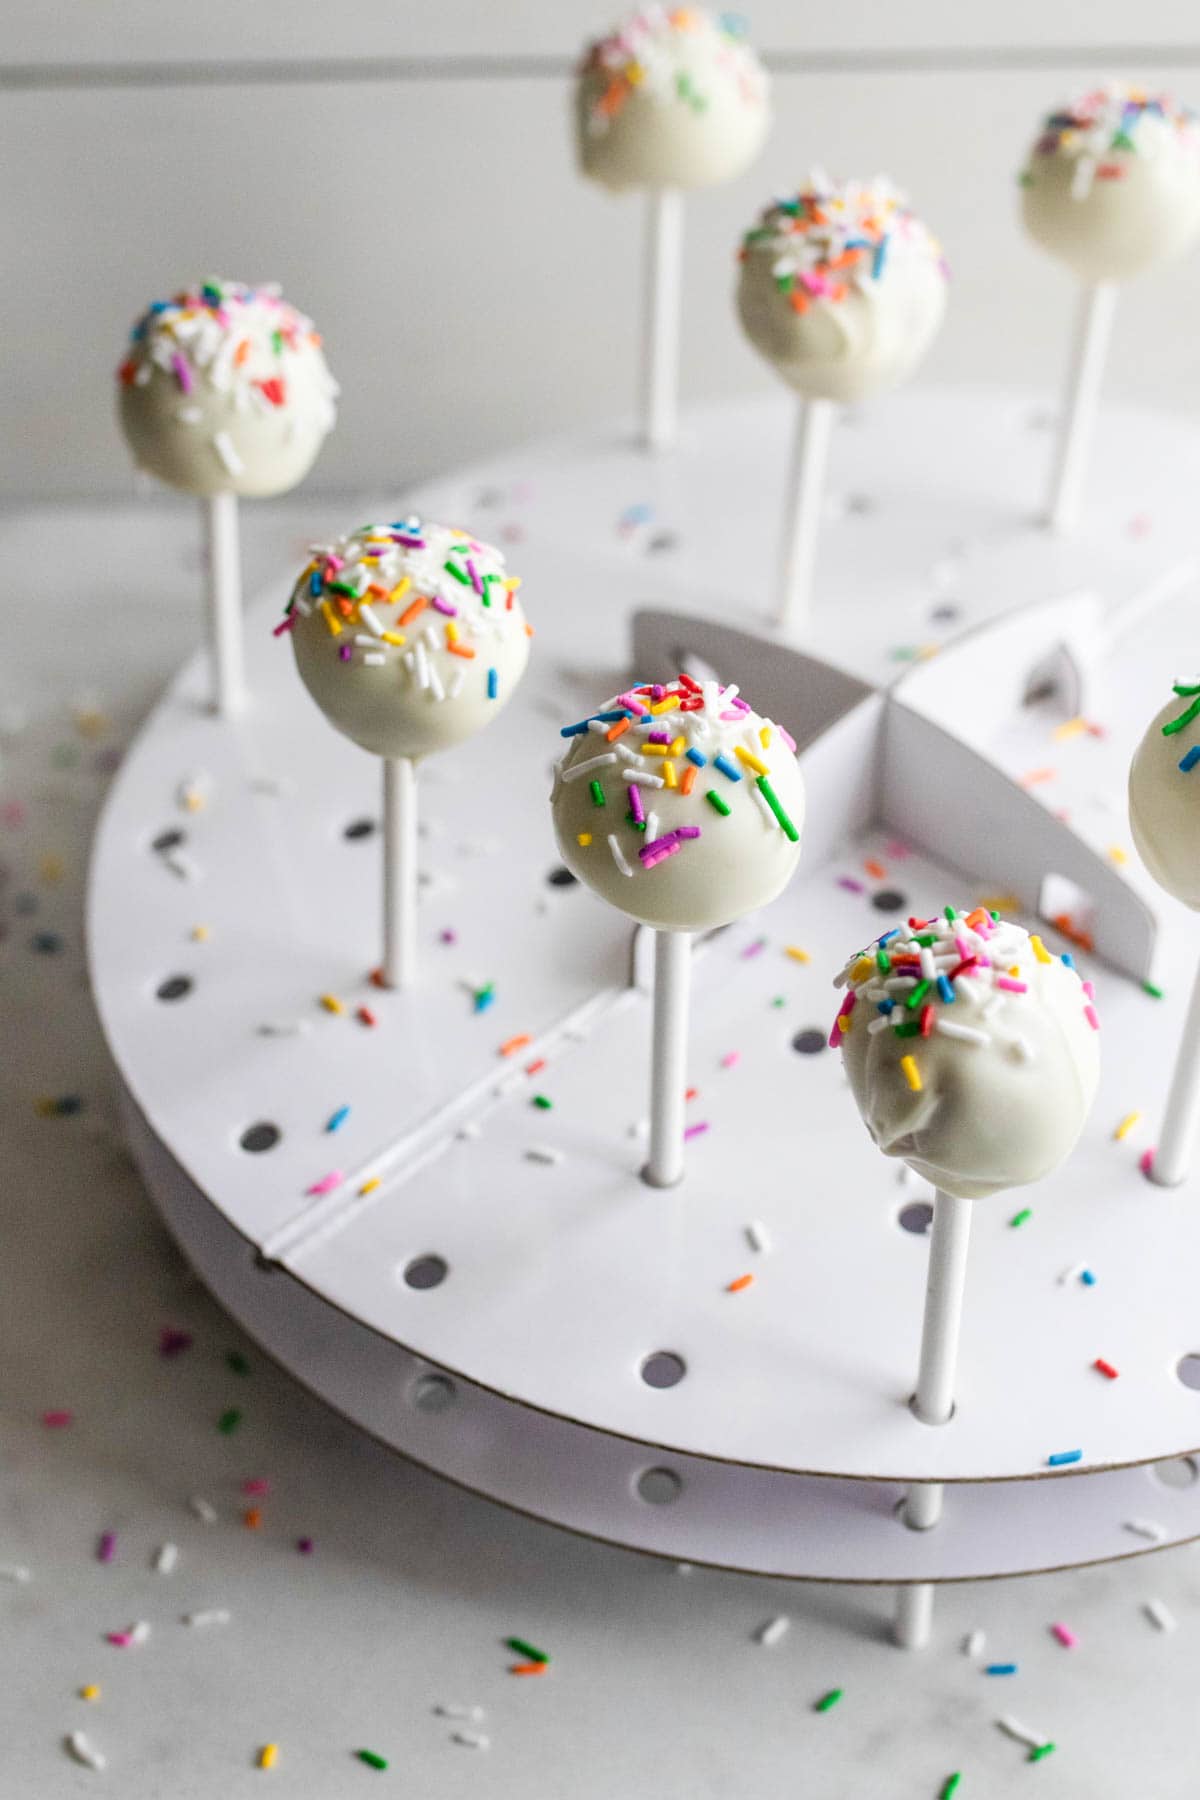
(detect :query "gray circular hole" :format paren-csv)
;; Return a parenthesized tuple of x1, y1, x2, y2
(1176, 1354, 1200, 1391)
(1152, 1456, 1199, 1490)
(343, 817, 377, 841)
(547, 865, 578, 888)
(411, 1372, 457, 1414)
(872, 889, 907, 913)
(240, 1122, 281, 1154)
(791, 1028, 826, 1055)
(636, 1466, 683, 1506)
(403, 1254, 449, 1291)
(640, 1352, 686, 1390)
(156, 974, 193, 1002)
(898, 1202, 934, 1235)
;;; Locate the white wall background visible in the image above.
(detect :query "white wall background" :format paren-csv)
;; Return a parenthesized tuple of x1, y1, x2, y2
(5, 3, 1200, 500)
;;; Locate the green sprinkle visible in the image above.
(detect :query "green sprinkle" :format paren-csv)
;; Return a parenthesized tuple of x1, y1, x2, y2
(505, 1636, 549, 1664)
(589, 780, 606, 807)
(756, 776, 799, 841)
(906, 978, 932, 1011)
(624, 812, 647, 832)
(1010, 1207, 1032, 1228)
(814, 1688, 843, 1713)
(532, 1095, 552, 1111)
(217, 1409, 242, 1435)
(944, 906, 957, 922)
(940, 1777, 962, 1800)
(771, 995, 786, 1008)
(1144, 980, 1165, 999)
(1028, 1743, 1056, 1763)
(226, 1351, 251, 1376)
(876, 949, 891, 973)
(328, 580, 358, 597)
(481, 573, 499, 607)
(1112, 129, 1135, 151)
(1018, 169, 1034, 186)
(892, 1021, 921, 1039)
(706, 789, 732, 817)
(444, 559, 470, 585)
(271, 329, 283, 355)
(915, 933, 936, 947)
(356, 1749, 389, 1771)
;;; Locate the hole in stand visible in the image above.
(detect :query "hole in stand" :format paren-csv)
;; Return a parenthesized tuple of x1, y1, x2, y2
(547, 866, 578, 888)
(343, 817, 377, 841)
(897, 1202, 934, 1235)
(240, 1122, 281, 1154)
(635, 1466, 683, 1506)
(872, 889, 907, 913)
(410, 1372, 457, 1414)
(403, 1254, 449, 1291)
(1152, 1456, 1200, 1490)
(1176, 1354, 1200, 1391)
(791, 1028, 826, 1056)
(151, 828, 186, 854)
(640, 1352, 686, 1390)
(156, 974, 193, 1002)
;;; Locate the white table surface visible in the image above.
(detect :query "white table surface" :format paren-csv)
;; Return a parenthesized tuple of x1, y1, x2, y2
(5, 489, 1200, 1799)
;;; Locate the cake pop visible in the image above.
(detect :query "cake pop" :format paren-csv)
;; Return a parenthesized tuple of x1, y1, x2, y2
(283, 518, 531, 986)
(575, 7, 770, 450)
(1019, 86, 1200, 529)
(552, 673, 803, 1183)
(736, 174, 947, 631)
(1129, 678, 1200, 1185)
(118, 279, 338, 714)
(834, 907, 1099, 1647)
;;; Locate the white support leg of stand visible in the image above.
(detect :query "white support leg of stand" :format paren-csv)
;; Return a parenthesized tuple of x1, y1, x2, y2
(640, 189, 684, 452)
(775, 397, 835, 633)
(1045, 280, 1117, 534)
(644, 928, 691, 1188)
(892, 1188, 973, 1649)
(203, 491, 246, 717)
(1150, 955, 1200, 1188)
(381, 755, 417, 990)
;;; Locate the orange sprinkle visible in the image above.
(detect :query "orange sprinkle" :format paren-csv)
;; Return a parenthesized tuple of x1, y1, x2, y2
(243, 1507, 263, 1530)
(499, 1034, 532, 1058)
(606, 718, 631, 743)
(448, 643, 476, 659)
(1020, 767, 1056, 788)
(789, 291, 810, 315)
(399, 595, 429, 628)
(680, 764, 697, 796)
(727, 1274, 755, 1294)
(510, 1662, 548, 1677)
(234, 339, 251, 366)
(526, 1057, 546, 1077)
(864, 858, 886, 880)
(367, 583, 390, 601)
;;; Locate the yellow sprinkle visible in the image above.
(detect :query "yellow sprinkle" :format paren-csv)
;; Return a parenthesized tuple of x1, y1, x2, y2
(389, 576, 412, 604)
(319, 994, 344, 1016)
(663, 760, 677, 788)
(1030, 934, 1051, 964)
(641, 743, 669, 756)
(850, 957, 873, 982)
(445, 621, 459, 645)
(577, 832, 592, 847)
(900, 1054, 922, 1092)
(381, 631, 406, 647)
(649, 695, 680, 715)
(358, 1178, 381, 1196)
(80, 1685, 100, 1702)
(975, 894, 1020, 913)
(916, 644, 940, 662)
(669, 736, 685, 757)
(319, 599, 342, 637)
(39, 853, 66, 883)
(258, 1744, 279, 1770)
(1053, 716, 1088, 742)
(627, 59, 644, 82)
(734, 745, 769, 776)
(759, 726, 771, 748)
(1008, 965, 1021, 978)
(785, 945, 810, 963)
(191, 925, 210, 943)
(1114, 1111, 1142, 1142)
(505, 576, 522, 591)
(74, 708, 109, 740)
(1108, 845, 1128, 865)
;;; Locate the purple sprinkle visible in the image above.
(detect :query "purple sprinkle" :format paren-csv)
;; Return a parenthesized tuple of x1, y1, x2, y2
(741, 937, 767, 960)
(676, 826, 701, 841)
(272, 615, 297, 637)
(171, 352, 193, 395)
(296, 1537, 314, 1555)
(838, 876, 865, 894)
(431, 597, 457, 617)
(97, 1531, 117, 1564)
(465, 558, 484, 595)
(646, 731, 671, 745)
(649, 685, 666, 700)
(627, 783, 645, 825)
(339, 644, 353, 661)
(391, 534, 425, 549)
(639, 831, 681, 863)
(439, 928, 457, 945)
(158, 1327, 193, 1358)
(684, 1122, 710, 1141)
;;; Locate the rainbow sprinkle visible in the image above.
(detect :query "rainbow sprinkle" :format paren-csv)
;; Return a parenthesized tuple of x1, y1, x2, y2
(739, 173, 947, 314)
(580, 8, 767, 135)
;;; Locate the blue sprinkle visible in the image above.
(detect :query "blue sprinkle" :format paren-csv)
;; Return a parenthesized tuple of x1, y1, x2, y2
(1080, 1268, 1097, 1286)
(877, 928, 901, 944)
(1180, 746, 1200, 772)
(686, 749, 707, 768)
(326, 1105, 351, 1133)
(713, 753, 742, 783)
(474, 985, 495, 1014)
(1060, 953, 1075, 970)
(487, 668, 498, 700)
(985, 1663, 1018, 1677)
(309, 569, 322, 597)
(1047, 1448, 1082, 1467)
(878, 998, 896, 1015)
(559, 721, 592, 737)
(936, 974, 954, 1004)
(872, 235, 890, 279)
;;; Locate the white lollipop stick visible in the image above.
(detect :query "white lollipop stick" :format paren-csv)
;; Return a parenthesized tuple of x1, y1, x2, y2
(1046, 280, 1117, 533)
(893, 1186, 973, 1649)
(1150, 956, 1200, 1187)
(644, 928, 690, 1186)
(640, 189, 684, 451)
(775, 397, 835, 632)
(203, 492, 246, 717)
(381, 755, 417, 989)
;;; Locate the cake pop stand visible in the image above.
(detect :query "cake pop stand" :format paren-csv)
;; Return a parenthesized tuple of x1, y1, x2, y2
(87, 387, 1200, 1602)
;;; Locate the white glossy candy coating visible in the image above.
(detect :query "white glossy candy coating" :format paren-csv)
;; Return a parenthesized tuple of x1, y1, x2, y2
(1129, 684, 1200, 906)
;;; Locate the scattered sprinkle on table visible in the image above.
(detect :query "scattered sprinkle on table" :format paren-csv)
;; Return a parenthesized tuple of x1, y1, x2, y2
(963, 1629, 986, 1658)
(1047, 1448, 1082, 1467)
(1028, 1743, 1056, 1764)
(505, 1636, 548, 1664)
(814, 1688, 843, 1713)
(1009, 1207, 1032, 1228)
(532, 1094, 553, 1110)
(1124, 1518, 1167, 1543)
(154, 1542, 178, 1574)
(184, 1608, 232, 1628)
(356, 1749, 389, 1770)
(745, 1220, 771, 1253)
(1145, 1597, 1177, 1632)
(1093, 1358, 1119, 1380)
(326, 1104, 351, 1132)
(996, 1715, 1044, 1749)
(80, 1684, 100, 1701)
(65, 1730, 106, 1771)
(258, 1743, 279, 1770)
(42, 1410, 72, 1428)
(525, 1146, 562, 1166)
(1113, 1111, 1142, 1141)
(218, 1409, 242, 1435)
(1050, 1622, 1078, 1648)
(756, 1614, 790, 1647)
(727, 1273, 755, 1294)
(784, 945, 810, 963)
(319, 993, 344, 1015)
(939, 1777, 961, 1800)
(96, 1531, 116, 1564)
(227, 1350, 251, 1375)
(189, 1495, 218, 1524)
(509, 1661, 547, 1676)
(985, 1662, 1018, 1676)
(106, 1620, 150, 1648)
(452, 1730, 490, 1750)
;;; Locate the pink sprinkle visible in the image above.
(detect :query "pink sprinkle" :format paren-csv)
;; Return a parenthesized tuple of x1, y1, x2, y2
(97, 1532, 117, 1564)
(242, 1478, 270, 1496)
(1140, 1147, 1156, 1176)
(954, 935, 971, 959)
(884, 839, 910, 859)
(1084, 1005, 1100, 1031)
(617, 692, 648, 716)
(105, 1630, 135, 1648)
(42, 1410, 72, 1428)
(1051, 1622, 1078, 1649)
(778, 725, 797, 754)
(431, 597, 457, 617)
(325, 555, 345, 574)
(1, 800, 26, 827)
(684, 1122, 709, 1142)
(996, 977, 1027, 994)
(720, 1051, 741, 1069)
(439, 928, 457, 944)
(741, 937, 767, 960)
(1083, 980, 1096, 999)
(306, 1170, 343, 1196)
(171, 352, 193, 394)
(272, 615, 297, 636)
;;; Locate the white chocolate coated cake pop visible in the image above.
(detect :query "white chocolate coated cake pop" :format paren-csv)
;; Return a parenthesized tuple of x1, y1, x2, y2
(550, 674, 804, 932)
(736, 174, 948, 406)
(835, 909, 1100, 1201)
(118, 279, 338, 498)
(284, 519, 531, 760)
(1021, 84, 1200, 282)
(576, 6, 769, 193)
(1129, 678, 1200, 906)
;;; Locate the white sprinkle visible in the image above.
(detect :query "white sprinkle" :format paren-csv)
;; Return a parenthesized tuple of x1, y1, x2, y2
(745, 1220, 771, 1254)
(963, 1629, 986, 1659)
(867, 1015, 892, 1035)
(154, 1543, 178, 1575)
(561, 753, 619, 783)
(1124, 1519, 1168, 1544)
(434, 1704, 486, 1722)
(525, 1146, 563, 1167)
(756, 1614, 790, 1647)
(996, 1715, 1045, 1749)
(1145, 1598, 1177, 1632)
(1006, 1037, 1034, 1063)
(675, 1561, 694, 1575)
(176, 404, 203, 425)
(363, 652, 386, 667)
(212, 431, 245, 476)
(183, 1607, 231, 1628)
(451, 1731, 490, 1751)
(0, 1563, 31, 1583)
(644, 811, 659, 842)
(919, 946, 936, 980)
(936, 1019, 989, 1046)
(428, 658, 446, 702)
(625, 768, 666, 788)
(608, 835, 634, 878)
(256, 1020, 311, 1038)
(161, 851, 199, 882)
(448, 668, 465, 700)
(414, 639, 431, 691)
(1057, 1262, 1087, 1286)
(189, 1496, 218, 1525)
(65, 1730, 106, 1771)
(249, 776, 294, 797)
(359, 604, 384, 637)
